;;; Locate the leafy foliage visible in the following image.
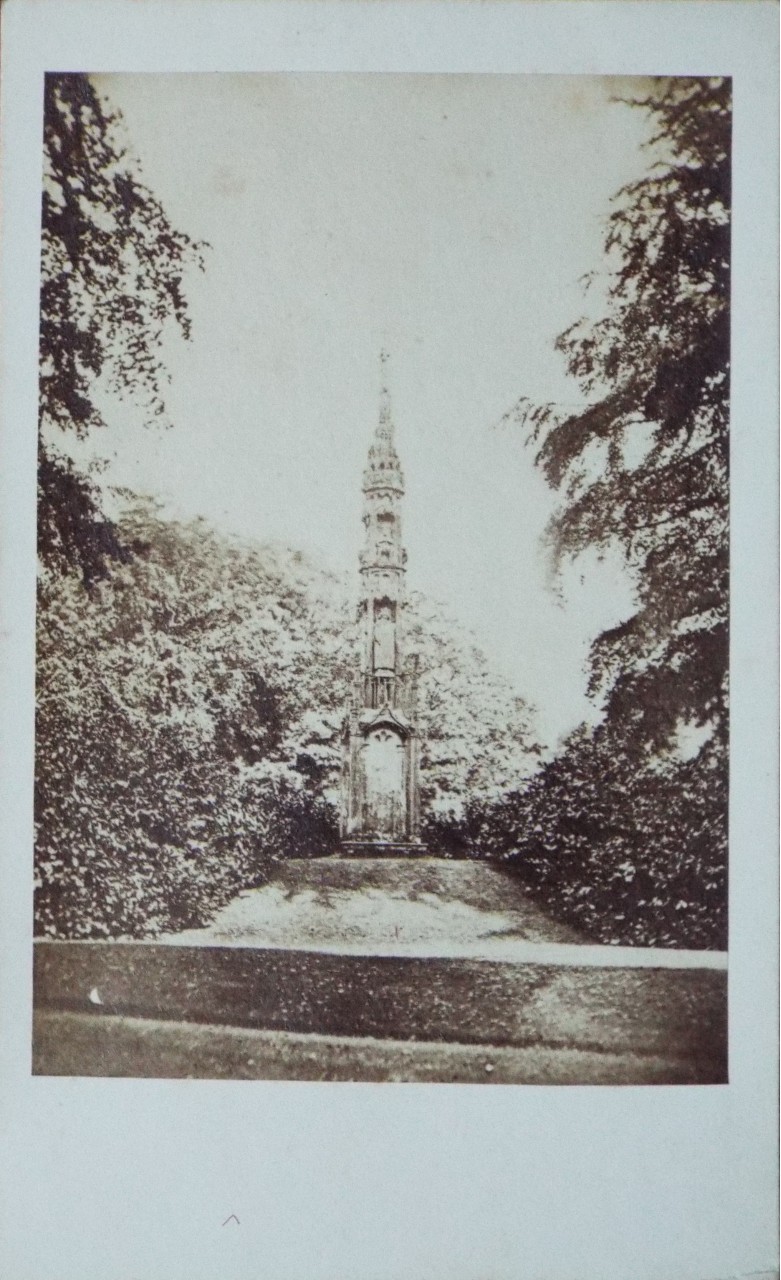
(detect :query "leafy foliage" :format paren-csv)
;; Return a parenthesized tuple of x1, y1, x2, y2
(404, 594, 539, 852)
(39, 74, 206, 586)
(35, 507, 341, 938)
(468, 724, 727, 949)
(35, 505, 538, 938)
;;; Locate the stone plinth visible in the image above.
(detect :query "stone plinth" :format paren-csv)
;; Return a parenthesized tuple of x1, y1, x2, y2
(340, 839, 428, 858)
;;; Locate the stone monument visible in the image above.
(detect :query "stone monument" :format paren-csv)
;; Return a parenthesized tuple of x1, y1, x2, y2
(340, 359, 426, 856)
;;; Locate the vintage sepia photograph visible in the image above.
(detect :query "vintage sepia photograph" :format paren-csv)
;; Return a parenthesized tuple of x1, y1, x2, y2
(32, 71, 730, 1085)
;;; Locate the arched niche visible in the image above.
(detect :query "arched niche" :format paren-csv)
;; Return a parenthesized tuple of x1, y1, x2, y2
(361, 725, 405, 837)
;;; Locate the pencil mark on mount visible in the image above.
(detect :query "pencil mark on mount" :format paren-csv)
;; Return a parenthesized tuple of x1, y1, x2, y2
(222, 1215, 240, 1227)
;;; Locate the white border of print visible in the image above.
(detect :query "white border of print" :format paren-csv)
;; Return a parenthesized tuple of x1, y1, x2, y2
(0, 4, 777, 1280)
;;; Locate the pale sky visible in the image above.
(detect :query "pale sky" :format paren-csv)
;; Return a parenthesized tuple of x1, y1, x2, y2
(76, 73, 656, 750)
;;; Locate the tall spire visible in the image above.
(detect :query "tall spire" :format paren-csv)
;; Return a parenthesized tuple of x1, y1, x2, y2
(340, 357, 425, 856)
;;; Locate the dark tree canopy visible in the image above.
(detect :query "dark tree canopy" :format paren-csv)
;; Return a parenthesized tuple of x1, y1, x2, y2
(522, 77, 730, 759)
(38, 73, 206, 586)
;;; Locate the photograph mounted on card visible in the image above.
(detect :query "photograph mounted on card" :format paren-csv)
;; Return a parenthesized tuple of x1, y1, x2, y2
(32, 72, 729, 1084)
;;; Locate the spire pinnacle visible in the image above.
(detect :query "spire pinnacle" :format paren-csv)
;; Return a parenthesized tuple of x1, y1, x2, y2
(378, 348, 392, 440)
(363, 351, 403, 493)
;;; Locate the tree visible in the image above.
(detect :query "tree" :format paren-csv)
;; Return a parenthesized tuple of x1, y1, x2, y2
(402, 592, 540, 849)
(34, 504, 345, 938)
(493, 79, 730, 947)
(525, 77, 730, 759)
(38, 74, 206, 585)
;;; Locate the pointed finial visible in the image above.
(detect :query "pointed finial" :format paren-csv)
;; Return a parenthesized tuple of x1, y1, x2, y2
(364, 349, 403, 490)
(378, 349, 392, 436)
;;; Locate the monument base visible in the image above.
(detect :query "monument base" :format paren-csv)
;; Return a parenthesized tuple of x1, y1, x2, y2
(340, 839, 428, 859)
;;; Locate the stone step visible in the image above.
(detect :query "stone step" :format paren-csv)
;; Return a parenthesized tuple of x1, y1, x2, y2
(340, 841, 428, 858)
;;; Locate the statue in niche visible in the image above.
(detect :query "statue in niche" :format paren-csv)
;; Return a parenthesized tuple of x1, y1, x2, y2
(372, 603, 395, 673)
